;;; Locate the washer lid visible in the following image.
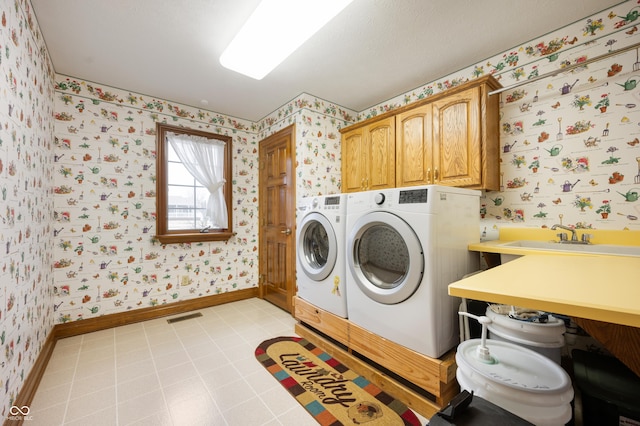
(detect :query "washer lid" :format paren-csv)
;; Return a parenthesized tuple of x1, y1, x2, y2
(456, 339, 572, 394)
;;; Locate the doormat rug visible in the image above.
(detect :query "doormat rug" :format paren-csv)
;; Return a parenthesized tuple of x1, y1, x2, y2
(255, 337, 421, 425)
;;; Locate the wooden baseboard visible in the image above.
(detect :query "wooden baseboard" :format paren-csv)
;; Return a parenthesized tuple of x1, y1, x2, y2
(3, 330, 57, 426)
(5, 288, 259, 426)
(55, 287, 259, 338)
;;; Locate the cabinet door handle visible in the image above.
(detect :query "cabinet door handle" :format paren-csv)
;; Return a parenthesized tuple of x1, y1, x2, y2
(434, 168, 439, 181)
(361, 178, 366, 190)
(427, 168, 432, 183)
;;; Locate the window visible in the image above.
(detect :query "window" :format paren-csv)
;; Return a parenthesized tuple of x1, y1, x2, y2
(155, 123, 233, 244)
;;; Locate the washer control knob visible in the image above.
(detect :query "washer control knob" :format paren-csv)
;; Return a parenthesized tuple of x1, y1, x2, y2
(374, 193, 385, 205)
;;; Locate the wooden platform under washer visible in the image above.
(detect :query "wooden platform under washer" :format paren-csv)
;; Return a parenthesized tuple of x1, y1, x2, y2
(293, 296, 459, 419)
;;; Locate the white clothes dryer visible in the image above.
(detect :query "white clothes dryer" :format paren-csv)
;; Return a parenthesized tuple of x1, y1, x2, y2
(345, 185, 480, 358)
(296, 194, 348, 318)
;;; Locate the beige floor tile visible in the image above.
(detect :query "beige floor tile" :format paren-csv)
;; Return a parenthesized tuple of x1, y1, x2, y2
(162, 376, 210, 406)
(28, 298, 316, 426)
(152, 350, 191, 372)
(37, 367, 76, 390)
(80, 337, 115, 354)
(206, 378, 257, 411)
(218, 341, 254, 362)
(64, 405, 118, 426)
(116, 357, 157, 382)
(156, 361, 199, 388)
(64, 386, 116, 423)
(277, 405, 320, 426)
(26, 401, 67, 426)
(74, 357, 114, 380)
(117, 389, 167, 425)
(221, 396, 277, 425)
(115, 331, 148, 349)
(244, 368, 282, 394)
(30, 381, 72, 411)
(182, 339, 220, 361)
(113, 321, 146, 335)
(69, 369, 116, 400)
(167, 393, 225, 426)
(191, 351, 229, 376)
(77, 345, 115, 364)
(81, 328, 114, 343)
(41, 353, 77, 375)
(116, 346, 153, 367)
(54, 335, 83, 348)
(117, 372, 161, 404)
(231, 354, 263, 376)
(258, 383, 300, 415)
(123, 410, 173, 426)
(200, 365, 242, 391)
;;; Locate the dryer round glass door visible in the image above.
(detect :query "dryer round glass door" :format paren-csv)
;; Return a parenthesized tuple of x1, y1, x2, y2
(347, 211, 424, 304)
(297, 212, 338, 281)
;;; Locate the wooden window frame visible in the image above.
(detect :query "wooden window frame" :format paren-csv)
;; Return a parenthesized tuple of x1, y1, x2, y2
(155, 122, 233, 244)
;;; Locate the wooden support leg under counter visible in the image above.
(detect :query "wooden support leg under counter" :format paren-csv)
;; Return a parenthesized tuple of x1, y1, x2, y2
(293, 296, 459, 419)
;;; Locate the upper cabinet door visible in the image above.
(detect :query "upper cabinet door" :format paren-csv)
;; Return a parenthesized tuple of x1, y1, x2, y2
(395, 104, 432, 187)
(366, 117, 395, 191)
(432, 86, 482, 188)
(342, 128, 367, 193)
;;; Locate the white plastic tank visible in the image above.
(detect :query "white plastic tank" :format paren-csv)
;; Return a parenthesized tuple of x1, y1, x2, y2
(485, 304, 566, 364)
(457, 312, 574, 425)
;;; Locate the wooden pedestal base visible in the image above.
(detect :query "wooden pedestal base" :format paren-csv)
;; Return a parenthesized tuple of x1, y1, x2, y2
(293, 296, 459, 419)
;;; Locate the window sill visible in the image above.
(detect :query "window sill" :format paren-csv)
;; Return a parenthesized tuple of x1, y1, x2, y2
(155, 231, 234, 245)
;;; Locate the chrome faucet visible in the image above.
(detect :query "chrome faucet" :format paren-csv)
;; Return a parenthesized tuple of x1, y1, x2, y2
(550, 224, 590, 244)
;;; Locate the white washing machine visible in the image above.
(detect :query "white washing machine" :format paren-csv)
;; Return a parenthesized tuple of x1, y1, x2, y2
(345, 185, 480, 358)
(296, 194, 348, 318)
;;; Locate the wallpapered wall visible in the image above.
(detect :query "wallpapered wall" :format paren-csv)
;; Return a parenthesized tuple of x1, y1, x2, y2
(0, 0, 55, 415)
(51, 83, 354, 327)
(362, 1, 640, 239)
(51, 79, 259, 321)
(1, 0, 639, 415)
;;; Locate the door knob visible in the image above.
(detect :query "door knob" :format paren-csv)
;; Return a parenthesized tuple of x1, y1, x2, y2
(281, 228, 292, 236)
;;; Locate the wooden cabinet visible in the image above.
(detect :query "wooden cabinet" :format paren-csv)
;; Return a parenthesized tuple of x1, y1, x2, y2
(342, 75, 501, 192)
(341, 116, 395, 192)
(432, 85, 483, 188)
(395, 104, 432, 187)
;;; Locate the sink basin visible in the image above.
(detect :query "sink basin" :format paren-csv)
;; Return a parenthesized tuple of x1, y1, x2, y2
(501, 240, 640, 257)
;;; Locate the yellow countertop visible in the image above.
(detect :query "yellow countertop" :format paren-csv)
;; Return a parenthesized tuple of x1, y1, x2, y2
(449, 254, 640, 328)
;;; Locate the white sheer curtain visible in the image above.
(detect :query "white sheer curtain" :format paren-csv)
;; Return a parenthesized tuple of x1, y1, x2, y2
(166, 132, 227, 228)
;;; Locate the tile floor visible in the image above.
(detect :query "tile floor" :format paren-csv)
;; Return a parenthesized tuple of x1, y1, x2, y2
(29, 298, 321, 425)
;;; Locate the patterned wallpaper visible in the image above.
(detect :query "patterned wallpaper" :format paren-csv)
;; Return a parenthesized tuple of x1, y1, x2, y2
(361, 1, 640, 239)
(51, 84, 355, 329)
(0, 0, 55, 415)
(51, 78, 260, 323)
(1, 0, 639, 416)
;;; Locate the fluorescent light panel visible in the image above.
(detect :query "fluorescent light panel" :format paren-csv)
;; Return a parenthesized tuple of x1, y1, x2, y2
(220, 0, 353, 80)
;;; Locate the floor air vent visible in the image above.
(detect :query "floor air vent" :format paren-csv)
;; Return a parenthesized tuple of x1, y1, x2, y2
(167, 312, 203, 324)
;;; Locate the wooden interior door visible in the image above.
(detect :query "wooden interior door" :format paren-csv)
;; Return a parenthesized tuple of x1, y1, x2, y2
(259, 125, 296, 313)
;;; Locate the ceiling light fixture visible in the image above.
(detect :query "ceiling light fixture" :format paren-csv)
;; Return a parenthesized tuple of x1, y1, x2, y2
(220, 0, 354, 80)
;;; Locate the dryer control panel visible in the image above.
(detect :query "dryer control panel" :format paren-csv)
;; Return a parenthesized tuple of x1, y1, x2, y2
(399, 188, 428, 204)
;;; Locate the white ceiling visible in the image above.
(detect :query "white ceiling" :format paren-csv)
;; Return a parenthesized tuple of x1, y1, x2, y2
(32, 0, 621, 122)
